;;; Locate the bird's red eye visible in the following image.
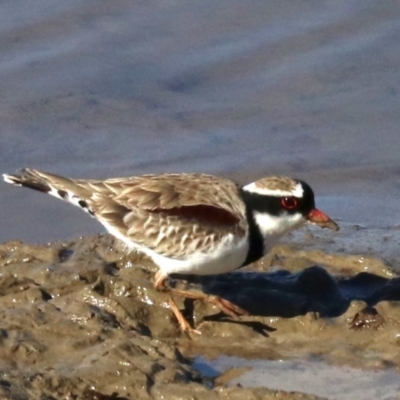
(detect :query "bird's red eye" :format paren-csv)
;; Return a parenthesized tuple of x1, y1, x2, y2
(281, 197, 298, 209)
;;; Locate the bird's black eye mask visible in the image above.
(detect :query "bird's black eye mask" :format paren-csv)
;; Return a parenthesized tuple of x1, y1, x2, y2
(240, 181, 315, 217)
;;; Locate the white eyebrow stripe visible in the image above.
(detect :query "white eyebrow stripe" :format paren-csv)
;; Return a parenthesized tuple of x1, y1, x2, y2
(243, 182, 304, 198)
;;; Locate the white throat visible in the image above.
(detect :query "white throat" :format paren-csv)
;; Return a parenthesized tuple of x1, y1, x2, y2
(252, 211, 305, 253)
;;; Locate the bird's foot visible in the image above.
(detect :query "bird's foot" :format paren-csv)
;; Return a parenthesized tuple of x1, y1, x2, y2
(153, 272, 248, 334)
(168, 297, 201, 335)
(207, 295, 249, 318)
(169, 288, 249, 318)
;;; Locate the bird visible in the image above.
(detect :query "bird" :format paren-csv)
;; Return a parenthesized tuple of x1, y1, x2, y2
(3, 168, 339, 333)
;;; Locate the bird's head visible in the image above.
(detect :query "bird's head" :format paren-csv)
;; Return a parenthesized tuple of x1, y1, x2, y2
(241, 177, 338, 247)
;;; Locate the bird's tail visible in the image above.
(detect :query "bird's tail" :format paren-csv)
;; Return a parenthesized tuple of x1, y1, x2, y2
(3, 168, 91, 204)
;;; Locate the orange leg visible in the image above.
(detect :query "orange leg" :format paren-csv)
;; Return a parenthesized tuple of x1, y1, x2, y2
(153, 270, 200, 333)
(169, 288, 249, 318)
(168, 297, 201, 335)
(153, 270, 248, 333)
(154, 270, 168, 290)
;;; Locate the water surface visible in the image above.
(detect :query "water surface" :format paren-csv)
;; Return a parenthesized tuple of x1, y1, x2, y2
(1, 1, 400, 246)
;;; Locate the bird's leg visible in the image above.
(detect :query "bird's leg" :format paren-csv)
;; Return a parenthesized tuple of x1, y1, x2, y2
(168, 297, 201, 335)
(168, 288, 249, 318)
(154, 269, 168, 290)
(153, 271, 248, 333)
(153, 270, 200, 334)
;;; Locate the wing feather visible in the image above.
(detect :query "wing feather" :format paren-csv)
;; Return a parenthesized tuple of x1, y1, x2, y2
(4, 170, 248, 258)
(81, 174, 248, 258)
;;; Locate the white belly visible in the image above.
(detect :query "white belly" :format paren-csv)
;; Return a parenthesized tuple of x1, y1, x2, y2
(104, 221, 249, 276)
(154, 235, 249, 275)
(101, 218, 249, 276)
(151, 234, 249, 275)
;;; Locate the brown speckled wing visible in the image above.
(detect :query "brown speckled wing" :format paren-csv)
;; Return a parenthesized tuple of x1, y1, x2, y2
(79, 174, 248, 258)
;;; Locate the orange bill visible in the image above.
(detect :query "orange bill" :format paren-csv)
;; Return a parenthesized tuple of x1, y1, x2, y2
(307, 209, 339, 231)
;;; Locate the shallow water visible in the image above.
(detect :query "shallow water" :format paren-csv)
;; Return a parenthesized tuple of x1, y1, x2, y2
(1, 1, 400, 243)
(194, 356, 400, 400)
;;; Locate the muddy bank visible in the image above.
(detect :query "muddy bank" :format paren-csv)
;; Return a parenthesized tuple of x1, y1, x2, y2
(0, 233, 399, 399)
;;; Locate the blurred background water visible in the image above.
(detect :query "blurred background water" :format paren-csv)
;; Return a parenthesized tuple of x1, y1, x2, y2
(1, 0, 400, 244)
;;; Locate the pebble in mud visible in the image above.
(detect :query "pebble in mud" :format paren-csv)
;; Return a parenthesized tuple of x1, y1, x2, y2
(348, 306, 385, 331)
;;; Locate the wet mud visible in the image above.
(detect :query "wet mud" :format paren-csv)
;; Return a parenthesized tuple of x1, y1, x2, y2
(0, 232, 399, 399)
